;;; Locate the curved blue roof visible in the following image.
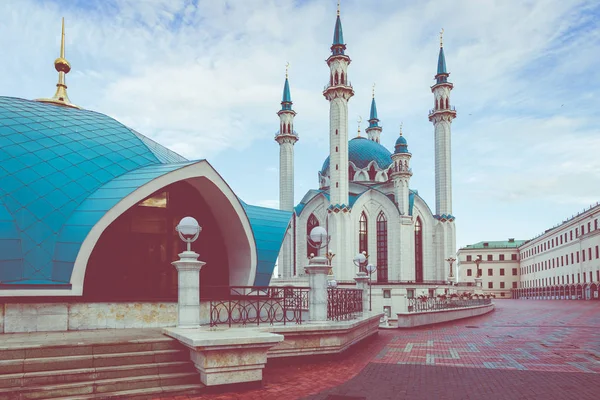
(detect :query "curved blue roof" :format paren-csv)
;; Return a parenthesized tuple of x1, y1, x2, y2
(394, 135, 409, 154)
(281, 77, 292, 111)
(0, 96, 289, 287)
(321, 137, 393, 174)
(333, 15, 344, 46)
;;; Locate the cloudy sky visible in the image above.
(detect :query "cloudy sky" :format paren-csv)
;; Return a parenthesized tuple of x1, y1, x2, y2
(2, 0, 599, 248)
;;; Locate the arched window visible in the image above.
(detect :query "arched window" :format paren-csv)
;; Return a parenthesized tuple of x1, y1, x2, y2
(376, 212, 388, 282)
(307, 214, 319, 259)
(341, 71, 345, 85)
(359, 212, 368, 273)
(334, 72, 339, 86)
(368, 164, 377, 181)
(349, 165, 355, 181)
(415, 217, 423, 282)
(446, 98, 449, 109)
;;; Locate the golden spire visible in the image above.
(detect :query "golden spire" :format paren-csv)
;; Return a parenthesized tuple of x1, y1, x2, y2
(35, 17, 80, 109)
(286, 62, 289, 79)
(357, 116, 362, 137)
(337, 0, 340, 16)
(399, 122, 403, 136)
(440, 28, 444, 48)
(372, 83, 375, 98)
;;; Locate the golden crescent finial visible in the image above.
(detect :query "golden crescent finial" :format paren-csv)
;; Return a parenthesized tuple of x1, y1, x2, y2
(372, 83, 375, 98)
(440, 28, 444, 48)
(337, 0, 340, 16)
(399, 122, 403, 136)
(357, 116, 362, 137)
(285, 62, 289, 78)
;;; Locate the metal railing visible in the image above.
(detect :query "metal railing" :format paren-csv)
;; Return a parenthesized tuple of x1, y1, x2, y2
(334, 280, 451, 286)
(208, 286, 309, 327)
(407, 297, 491, 313)
(327, 288, 363, 321)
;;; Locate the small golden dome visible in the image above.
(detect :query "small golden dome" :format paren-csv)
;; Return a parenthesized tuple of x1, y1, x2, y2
(54, 57, 71, 73)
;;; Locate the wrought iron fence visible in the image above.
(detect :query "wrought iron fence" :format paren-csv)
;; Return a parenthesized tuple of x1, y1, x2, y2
(407, 297, 491, 313)
(208, 286, 309, 327)
(327, 288, 363, 321)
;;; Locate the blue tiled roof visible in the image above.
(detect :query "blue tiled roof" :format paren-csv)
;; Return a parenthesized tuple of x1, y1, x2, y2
(0, 96, 288, 287)
(321, 137, 393, 174)
(240, 202, 292, 286)
(0, 97, 187, 284)
(394, 135, 409, 154)
(369, 98, 378, 122)
(333, 15, 344, 46)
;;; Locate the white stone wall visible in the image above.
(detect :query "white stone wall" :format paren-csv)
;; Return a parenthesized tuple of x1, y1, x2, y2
(329, 97, 349, 206)
(433, 120, 452, 215)
(278, 141, 295, 212)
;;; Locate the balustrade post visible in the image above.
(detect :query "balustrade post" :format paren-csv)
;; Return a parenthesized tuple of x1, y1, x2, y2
(354, 271, 369, 313)
(305, 256, 331, 322)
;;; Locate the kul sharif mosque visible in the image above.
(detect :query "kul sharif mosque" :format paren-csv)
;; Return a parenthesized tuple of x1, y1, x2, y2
(275, 6, 457, 284)
(0, 4, 457, 301)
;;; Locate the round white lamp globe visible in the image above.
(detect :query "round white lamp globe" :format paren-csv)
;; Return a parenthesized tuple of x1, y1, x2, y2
(309, 226, 328, 245)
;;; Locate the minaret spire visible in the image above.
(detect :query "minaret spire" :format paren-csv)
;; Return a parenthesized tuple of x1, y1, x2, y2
(366, 83, 382, 143)
(36, 18, 80, 109)
(428, 29, 457, 280)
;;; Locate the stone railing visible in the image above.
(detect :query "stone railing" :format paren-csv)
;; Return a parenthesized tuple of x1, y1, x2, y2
(327, 288, 363, 321)
(407, 297, 491, 313)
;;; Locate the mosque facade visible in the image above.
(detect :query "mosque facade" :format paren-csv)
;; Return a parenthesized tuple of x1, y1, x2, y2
(275, 10, 457, 284)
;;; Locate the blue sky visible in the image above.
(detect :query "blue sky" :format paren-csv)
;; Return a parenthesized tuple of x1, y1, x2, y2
(2, 0, 599, 249)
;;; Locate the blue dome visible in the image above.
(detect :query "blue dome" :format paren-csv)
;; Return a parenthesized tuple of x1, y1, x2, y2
(394, 135, 409, 154)
(320, 137, 393, 174)
(0, 97, 187, 284)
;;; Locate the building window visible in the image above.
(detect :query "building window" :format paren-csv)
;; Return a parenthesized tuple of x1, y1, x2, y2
(499, 254, 505, 261)
(512, 268, 517, 276)
(512, 281, 517, 288)
(407, 289, 414, 299)
(359, 212, 368, 273)
(511, 254, 517, 261)
(589, 248, 592, 260)
(376, 212, 388, 282)
(487, 254, 493, 261)
(488, 282, 493, 289)
(488, 268, 493, 276)
(467, 269, 472, 276)
(383, 289, 391, 299)
(500, 282, 505, 288)
(570, 231, 573, 240)
(596, 246, 599, 259)
(500, 268, 505, 276)
(415, 217, 424, 283)
(466, 255, 472, 261)
(306, 213, 320, 259)
(428, 288, 435, 297)
(577, 252, 580, 263)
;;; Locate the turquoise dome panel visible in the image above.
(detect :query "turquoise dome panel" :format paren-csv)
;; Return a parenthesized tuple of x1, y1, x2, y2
(241, 202, 292, 286)
(320, 137, 393, 174)
(0, 97, 186, 284)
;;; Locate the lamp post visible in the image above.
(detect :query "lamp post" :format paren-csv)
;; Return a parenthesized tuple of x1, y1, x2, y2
(305, 226, 332, 322)
(445, 257, 456, 285)
(366, 263, 376, 311)
(172, 216, 204, 328)
(474, 256, 482, 278)
(353, 251, 367, 271)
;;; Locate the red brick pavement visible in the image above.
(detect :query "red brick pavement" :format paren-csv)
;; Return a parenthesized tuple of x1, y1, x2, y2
(158, 300, 600, 400)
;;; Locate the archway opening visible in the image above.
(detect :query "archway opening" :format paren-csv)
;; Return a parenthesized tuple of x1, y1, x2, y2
(83, 180, 230, 301)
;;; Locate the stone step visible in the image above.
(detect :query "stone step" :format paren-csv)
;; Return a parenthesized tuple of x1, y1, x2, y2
(0, 349, 188, 375)
(0, 338, 181, 361)
(0, 361, 194, 388)
(0, 372, 201, 400)
(61, 384, 205, 400)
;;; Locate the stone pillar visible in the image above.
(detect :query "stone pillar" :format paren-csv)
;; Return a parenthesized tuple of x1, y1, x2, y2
(354, 272, 369, 313)
(172, 251, 205, 328)
(474, 277, 483, 295)
(305, 256, 331, 322)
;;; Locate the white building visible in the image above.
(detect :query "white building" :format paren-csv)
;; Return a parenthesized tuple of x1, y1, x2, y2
(516, 203, 600, 300)
(274, 8, 457, 295)
(457, 239, 525, 298)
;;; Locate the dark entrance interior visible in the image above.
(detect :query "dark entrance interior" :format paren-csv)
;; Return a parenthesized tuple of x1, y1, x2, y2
(83, 180, 229, 301)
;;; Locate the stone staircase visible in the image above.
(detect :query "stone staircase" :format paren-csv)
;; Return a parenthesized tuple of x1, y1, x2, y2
(0, 331, 204, 399)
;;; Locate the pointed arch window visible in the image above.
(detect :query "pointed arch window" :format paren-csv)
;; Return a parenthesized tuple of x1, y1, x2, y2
(307, 214, 319, 259)
(376, 212, 388, 282)
(368, 164, 377, 181)
(359, 212, 368, 273)
(415, 217, 423, 282)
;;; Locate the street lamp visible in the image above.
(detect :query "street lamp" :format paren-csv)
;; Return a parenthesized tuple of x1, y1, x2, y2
(328, 279, 337, 288)
(353, 251, 367, 272)
(445, 257, 456, 280)
(307, 226, 330, 257)
(176, 216, 201, 251)
(366, 263, 376, 312)
(473, 256, 482, 278)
